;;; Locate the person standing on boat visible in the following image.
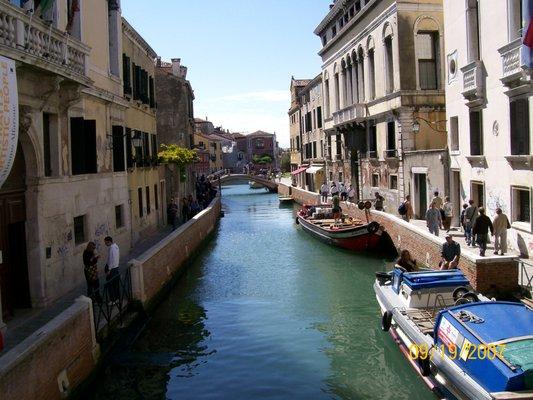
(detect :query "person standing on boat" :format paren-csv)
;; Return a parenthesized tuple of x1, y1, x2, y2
(320, 182, 329, 204)
(330, 183, 339, 202)
(492, 208, 510, 256)
(332, 194, 341, 226)
(374, 192, 384, 211)
(426, 201, 442, 237)
(348, 185, 356, 203)
(464, 200, 479, 246)
(440, 234, 460, 270)
(472, 207, 493, 257)
(396, 250, 417, 272)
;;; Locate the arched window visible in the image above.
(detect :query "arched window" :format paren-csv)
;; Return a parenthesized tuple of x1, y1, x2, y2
(351, 50, 358, 103)
(367, 37, 376, 100)
(357, 46, 365, 102)
(333, 63, 340, 112)
(323, 71, 331, 118)
(414, 17, 440, 90)
(383, 23, 394, 94)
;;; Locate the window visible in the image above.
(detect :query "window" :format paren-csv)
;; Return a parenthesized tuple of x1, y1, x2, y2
(450, 116, 459, 151)
(336, 134, 342, 155)
(357, 48, 365, 102)
(312, 142, 317, 158)
(384, 36, 394, 94)
(138, 187, 143, 217)
(146, 186, 151, 215)
(324, 79, 330, 117)
(322, 35, 327, 46)
(112, 126, 125, 172)
(355, 0, 361, 12)
(123, 54, 132, 95)
(368, 124, 377, 157)
(339, 172, 343, 183)
(317, 107, 323, 128)
(469, 110, 483, 155)
(368, 48, 376, 99)
(71, 118, 97, 175)
(154, 184, 159, 210)
(510, 98, 530, 155)
(508, 0, 524, 41)
(149, 77, 155, 108)
(372, 173, 380, 188)
(389, 175, 398, 190)
(143, 132, 150, 163)
(73, 215, 86, 245)
(512, 187, 531, 223)
(255, 138, 264, 149)
(115, 205, 124, 228)
(43, 113, 59, 177)
(151, 134, 158, 161)
(417, 32, 438, 90)
(466, 0, 480, 62)
(332, 26, 337, 38)
(386, 121, 396, 156)
(334, 73, 340, 111)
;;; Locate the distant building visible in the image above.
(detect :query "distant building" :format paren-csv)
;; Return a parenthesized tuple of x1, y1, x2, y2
(195, 118, 215, 135)
(155, 57, 195, 204)
(289, 77, 310, 175)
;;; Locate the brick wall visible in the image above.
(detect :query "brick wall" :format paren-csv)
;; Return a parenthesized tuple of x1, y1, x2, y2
(130, 196, 221, 305)
(282, 184, 518, 295)
(0, 298, 98, 400)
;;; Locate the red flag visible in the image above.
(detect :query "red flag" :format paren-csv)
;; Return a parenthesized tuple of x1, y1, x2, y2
(524, 17, 533, 48)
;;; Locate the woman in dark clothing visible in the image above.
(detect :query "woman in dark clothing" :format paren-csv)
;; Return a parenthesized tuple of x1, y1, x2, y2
(83, 242, 102, 303)
(396, 249, 417, 272)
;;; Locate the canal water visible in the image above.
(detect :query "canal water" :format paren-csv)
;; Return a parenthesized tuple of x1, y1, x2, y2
(89, 184, 433, 400)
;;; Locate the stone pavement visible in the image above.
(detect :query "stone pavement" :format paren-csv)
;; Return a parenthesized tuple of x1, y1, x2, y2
(1, 226, 175, 354)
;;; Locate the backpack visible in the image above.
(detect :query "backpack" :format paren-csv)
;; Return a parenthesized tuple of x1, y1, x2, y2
(398, 202, 407, 215)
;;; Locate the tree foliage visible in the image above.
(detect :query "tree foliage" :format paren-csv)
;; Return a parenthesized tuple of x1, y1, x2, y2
(252, 154, 273, 165)
(158, 144, 198, 168)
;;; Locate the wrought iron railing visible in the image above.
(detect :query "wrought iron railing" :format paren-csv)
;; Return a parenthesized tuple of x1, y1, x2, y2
(519, 260, 533, 293)
(91, 266, 133, 333)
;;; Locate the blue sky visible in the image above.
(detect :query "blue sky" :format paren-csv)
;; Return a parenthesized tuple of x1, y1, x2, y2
(122, 0, 328, 147)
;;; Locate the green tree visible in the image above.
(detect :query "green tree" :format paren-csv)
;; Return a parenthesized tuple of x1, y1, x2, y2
(158, 144, 198, 168)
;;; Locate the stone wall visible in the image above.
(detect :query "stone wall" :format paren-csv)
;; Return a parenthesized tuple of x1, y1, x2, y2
(130, 196, 221, 306)
(282, 183, 519, 295)
(0, 297, 98, 400)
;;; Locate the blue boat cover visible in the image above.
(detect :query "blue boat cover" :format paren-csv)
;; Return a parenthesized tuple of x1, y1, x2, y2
(399, 269, 470, 291)
(435, 302, 533, 392)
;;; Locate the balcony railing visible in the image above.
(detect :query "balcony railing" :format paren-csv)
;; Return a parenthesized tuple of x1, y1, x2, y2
(0, 2, 89, 83)
(366, 150, 378, 159)
(332, 103, 366, 126)
(498, 38, 532, 90)
(461, 60, 484, 104)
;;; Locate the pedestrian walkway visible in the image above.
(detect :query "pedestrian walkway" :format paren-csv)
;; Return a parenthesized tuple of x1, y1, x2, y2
(409, 219, 533, 290)
(1, 226, 174, 354)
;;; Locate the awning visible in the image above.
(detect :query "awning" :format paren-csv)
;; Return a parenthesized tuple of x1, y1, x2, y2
(306, 166, 324, 174)
(291, 166, 308, 175)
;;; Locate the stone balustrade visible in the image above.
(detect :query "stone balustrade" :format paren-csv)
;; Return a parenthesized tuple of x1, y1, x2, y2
(0, 1, 89, 83)
(332, 103, 365, 126)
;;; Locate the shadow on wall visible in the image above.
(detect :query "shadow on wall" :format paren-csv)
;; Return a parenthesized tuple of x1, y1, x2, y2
(517, 234, 531, 258)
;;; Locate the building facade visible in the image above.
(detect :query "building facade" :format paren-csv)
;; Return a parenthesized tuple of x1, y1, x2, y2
(122, 18, 164, 244)
(0, 0, 132, 325)
(155, 58, 195, 205)
(315, 0, 448, 216)
(444, 0, 533, 257)
(288, 78, 308, 176)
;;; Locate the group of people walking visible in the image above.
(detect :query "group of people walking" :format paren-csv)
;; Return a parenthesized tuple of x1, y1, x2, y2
(166, 175, 218, 230)
(320, 182, 356, 204)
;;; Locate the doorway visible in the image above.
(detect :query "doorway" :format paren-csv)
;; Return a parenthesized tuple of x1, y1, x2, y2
(452, 170, 462, 226)
(471, 181, 485, 208)
(414, 173, 427, 219)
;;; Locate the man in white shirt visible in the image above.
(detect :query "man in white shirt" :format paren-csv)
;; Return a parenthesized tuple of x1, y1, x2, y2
(104, 236, 120, 303)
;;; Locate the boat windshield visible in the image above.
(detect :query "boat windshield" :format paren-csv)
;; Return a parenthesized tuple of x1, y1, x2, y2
(502, 339, 533, 389)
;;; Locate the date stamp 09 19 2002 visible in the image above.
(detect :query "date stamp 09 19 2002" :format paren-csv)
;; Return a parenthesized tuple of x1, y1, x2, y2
(409, 342, 507, 361)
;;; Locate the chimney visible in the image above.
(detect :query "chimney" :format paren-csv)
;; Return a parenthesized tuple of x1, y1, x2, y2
(171, 58, 181, 77)
(180, 66, 188, 79)
(156, 56, 162, 67)
(329, 4, 334, 9)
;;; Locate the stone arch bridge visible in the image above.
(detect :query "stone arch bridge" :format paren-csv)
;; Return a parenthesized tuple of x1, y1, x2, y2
(217, 174, 278, 192)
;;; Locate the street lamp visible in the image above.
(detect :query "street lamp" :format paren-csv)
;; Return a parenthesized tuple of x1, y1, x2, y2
(412, 120, 420, 134)
(132, 130, 143, 148)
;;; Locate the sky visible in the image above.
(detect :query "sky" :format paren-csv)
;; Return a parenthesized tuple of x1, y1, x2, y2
(121, 0, 329, 148)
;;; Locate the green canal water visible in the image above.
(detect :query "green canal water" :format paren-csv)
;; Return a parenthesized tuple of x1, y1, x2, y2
(89, 184, 433, 400)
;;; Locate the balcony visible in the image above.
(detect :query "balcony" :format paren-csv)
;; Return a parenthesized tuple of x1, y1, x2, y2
(383, 149, 399, 167)
(0, 2, 90, 84)
(498, 38, 532, 95)
(332, 103, 366, 126)
(461, 60, 484, 107)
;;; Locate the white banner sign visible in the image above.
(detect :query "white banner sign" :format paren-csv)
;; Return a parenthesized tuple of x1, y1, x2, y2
(0, 56, 18, 190)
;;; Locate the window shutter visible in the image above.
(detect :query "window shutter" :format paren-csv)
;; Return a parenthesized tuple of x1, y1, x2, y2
(125, 127, 133, 169)
(70, 117, 84, 175)
(112, 125, 125, 172)
(511, 98, 530, 155)
(84, 120, 97, 174)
